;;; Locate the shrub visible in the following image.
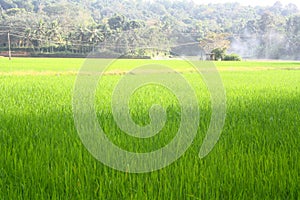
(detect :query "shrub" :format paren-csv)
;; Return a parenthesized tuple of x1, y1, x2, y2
(224, 54, 242, 61)
(211, 48, 226, 60)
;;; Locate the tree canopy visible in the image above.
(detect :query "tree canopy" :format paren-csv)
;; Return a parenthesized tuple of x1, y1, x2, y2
(0, 0, 299, 59)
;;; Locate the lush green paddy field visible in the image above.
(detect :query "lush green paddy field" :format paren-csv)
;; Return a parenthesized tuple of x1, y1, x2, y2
(0, 58, 299, 199)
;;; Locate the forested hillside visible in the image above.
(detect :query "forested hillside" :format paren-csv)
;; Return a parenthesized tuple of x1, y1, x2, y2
(0, 0, 299, 59)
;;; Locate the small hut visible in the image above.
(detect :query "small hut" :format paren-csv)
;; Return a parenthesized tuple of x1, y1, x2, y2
(206, 53, 215, 61)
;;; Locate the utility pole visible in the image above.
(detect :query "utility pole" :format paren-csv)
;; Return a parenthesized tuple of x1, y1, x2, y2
(8, 31, 12, 60)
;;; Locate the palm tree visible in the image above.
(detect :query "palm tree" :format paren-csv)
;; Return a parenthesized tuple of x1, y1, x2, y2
(75, 25, 87, 54)
(64, 32, 73, 53)
(86, 24, 104, 53)
(24, 28, 34, 50)
(33, 20, 46, 52)
(46, 21, 62, 53)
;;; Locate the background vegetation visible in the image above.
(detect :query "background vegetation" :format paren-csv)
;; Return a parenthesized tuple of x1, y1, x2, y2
(0, 0, 299, 59)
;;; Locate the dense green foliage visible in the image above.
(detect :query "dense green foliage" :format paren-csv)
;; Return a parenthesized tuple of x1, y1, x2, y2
(224, 53, 242, 61)
(0, 0, 299, 59)
(211, 48, 226, 60)
(0, 58, 300, 199)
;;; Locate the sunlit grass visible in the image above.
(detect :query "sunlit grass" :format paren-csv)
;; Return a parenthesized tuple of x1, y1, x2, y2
(0, 59, 299, 199)
(1, 57, 299, 72)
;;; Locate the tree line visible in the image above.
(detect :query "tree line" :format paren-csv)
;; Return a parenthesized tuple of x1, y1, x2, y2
(0, 0, 299, 59)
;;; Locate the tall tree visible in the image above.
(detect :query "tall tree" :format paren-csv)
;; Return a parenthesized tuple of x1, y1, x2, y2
(286, 14, 300, 58)
(86, 23, 104, 52)
(199, 32, 231, 54)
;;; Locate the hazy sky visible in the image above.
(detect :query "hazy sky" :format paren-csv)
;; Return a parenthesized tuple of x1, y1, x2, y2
(193, 0, 300, 8)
